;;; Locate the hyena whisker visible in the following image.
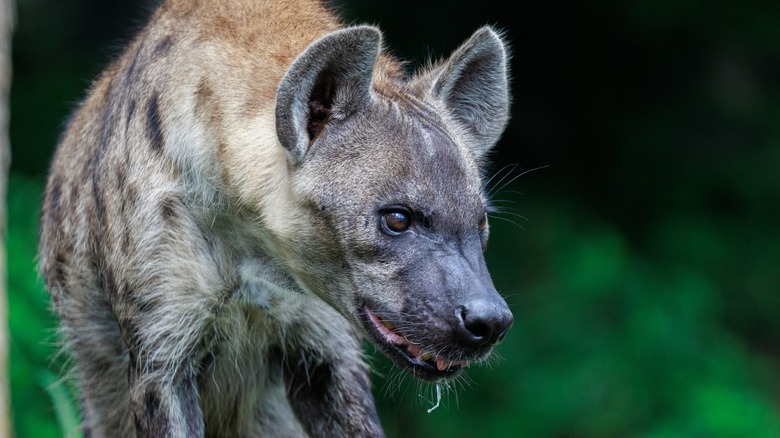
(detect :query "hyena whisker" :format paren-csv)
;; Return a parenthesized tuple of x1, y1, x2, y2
(488, 199, 518, 205)
(482, 163, 519, 192)
(480, 351, 505, 369)
(379, 366, 407, 400)
(500, 292, 520, 301)
(378, 360, 413, 401)
(493, 210, 530, 222)
(488, 214, 527, 231)
(490, 189, 526, 199)
(415, 381, 437, 409)
(488, 164, 550, 198)
(448, 373, 473, 405)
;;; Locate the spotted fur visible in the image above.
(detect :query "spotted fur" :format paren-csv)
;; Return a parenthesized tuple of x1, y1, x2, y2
(39, 0, 513, 436)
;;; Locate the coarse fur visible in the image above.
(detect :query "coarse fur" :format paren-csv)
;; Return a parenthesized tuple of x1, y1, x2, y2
(38, 0, 514, 436)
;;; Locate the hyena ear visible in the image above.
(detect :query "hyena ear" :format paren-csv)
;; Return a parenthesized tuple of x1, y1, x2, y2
(276, 26, 381, 164)
(431, 26, 510, 158)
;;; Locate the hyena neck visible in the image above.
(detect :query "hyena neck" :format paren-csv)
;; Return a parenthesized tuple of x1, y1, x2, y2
(235, 257, 306, 308)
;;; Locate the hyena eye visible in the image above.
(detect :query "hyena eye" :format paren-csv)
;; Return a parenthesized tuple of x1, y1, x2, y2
(380, 209, 412, 235)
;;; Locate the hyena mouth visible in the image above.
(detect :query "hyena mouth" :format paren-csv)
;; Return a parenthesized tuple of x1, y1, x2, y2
(363, 306, 468, 380)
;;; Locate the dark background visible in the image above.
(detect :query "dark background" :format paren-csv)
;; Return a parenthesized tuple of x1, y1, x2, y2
(8, 0, 780, 436)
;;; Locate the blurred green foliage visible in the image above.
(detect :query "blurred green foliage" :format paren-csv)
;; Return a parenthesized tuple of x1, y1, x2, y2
(8, 175, 69, 437)
(7, 0, 780, 437)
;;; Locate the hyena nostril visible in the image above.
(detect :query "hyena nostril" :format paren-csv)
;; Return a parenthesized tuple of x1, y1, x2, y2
(456, 302, 514, 346)
(466, 319, 492, 343)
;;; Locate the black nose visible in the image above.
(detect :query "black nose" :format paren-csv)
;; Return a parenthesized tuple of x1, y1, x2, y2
(455, 301, 514, 346)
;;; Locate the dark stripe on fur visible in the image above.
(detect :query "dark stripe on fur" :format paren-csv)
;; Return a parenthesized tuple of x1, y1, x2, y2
(153, 35, 174, 57)
(147, 94, 164, 153)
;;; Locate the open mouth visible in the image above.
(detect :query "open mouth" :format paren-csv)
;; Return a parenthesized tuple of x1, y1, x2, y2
(363, 305, 468, 380)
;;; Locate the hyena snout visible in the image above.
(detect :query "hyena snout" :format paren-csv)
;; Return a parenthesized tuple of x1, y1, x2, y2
(447, 252, 513, 350)
(455, 296, 514, 347)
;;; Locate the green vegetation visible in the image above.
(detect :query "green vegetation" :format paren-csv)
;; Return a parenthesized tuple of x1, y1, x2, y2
(8, 175, 71, 438)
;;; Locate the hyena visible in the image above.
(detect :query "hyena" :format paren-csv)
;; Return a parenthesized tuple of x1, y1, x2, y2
(38, 0, 514, 436)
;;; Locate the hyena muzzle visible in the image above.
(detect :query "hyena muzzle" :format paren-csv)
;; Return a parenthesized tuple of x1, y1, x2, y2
(38, 0, 514, 436)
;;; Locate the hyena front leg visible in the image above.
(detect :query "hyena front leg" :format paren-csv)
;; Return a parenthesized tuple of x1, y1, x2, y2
(286, 355, 383, 437)
(116, 271, 221, 436)
(238, 261, 384, 436)
(108, 191, 229, 436)
(56, 283, 135, 437)
(128, 362, 204, 437)
(280, 307, 384, 437)
(118, 279, 218, 438)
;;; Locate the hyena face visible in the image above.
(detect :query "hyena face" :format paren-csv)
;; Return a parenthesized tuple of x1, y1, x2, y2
(275, 26, 513, 380)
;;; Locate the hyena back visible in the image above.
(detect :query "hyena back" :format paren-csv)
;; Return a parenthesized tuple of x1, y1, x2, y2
(38, 0, 514, 436)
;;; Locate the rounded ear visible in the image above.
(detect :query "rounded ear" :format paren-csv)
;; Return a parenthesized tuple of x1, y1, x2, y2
(432, 26, 510, 158)
(276, 26, 382, 164)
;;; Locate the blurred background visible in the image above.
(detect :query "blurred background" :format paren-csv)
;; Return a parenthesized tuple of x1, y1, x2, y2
(7, 0, 780, 436)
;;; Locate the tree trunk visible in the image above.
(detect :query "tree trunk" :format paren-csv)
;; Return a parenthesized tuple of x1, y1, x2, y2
(0, 0, 13, 436)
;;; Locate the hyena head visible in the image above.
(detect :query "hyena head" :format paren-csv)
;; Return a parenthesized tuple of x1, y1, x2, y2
(273, 25, 512, 381)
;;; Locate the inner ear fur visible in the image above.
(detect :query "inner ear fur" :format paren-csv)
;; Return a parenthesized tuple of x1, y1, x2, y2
(306, 69, 336, 143)
(276, 26, 382, 164)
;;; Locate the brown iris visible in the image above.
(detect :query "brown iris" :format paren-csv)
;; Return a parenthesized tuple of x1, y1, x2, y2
(381, 210, 411, 235)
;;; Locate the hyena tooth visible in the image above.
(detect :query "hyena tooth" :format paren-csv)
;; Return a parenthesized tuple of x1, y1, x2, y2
(407, 344, 423, 358)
